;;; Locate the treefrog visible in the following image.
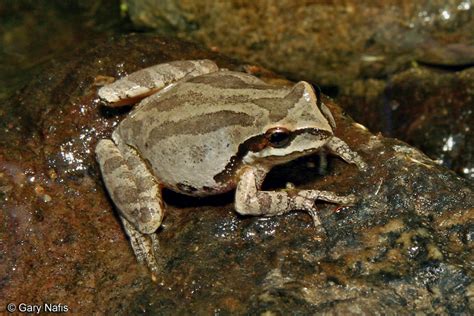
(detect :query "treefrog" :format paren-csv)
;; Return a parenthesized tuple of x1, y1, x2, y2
(95, 59, 367, 273)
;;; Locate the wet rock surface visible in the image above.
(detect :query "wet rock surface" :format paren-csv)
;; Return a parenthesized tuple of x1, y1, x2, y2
(1, 34, 473, 314)
(339, 67, 474, 180)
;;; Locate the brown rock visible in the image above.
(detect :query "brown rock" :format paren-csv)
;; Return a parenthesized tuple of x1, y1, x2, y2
(340, 67, 474, 180)
(125, 1, 474, 87)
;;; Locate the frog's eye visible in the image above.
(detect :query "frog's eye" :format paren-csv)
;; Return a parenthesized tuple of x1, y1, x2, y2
(266, 127, 291, 148)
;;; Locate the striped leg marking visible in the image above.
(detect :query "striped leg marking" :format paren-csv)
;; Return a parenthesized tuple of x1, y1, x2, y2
(98, 59, 219, 106)
(96, 138, 164, 272)
(235, 166, 358, 232)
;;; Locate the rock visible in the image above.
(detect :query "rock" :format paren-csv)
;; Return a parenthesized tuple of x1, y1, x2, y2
(339, 67, 474, 180)
(0, 1, 120, 101)
(125, 0, 474, 87)
(1, 34, 472, 314)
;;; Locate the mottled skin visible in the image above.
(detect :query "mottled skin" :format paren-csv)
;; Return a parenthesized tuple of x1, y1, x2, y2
(95, 60, 367, 273)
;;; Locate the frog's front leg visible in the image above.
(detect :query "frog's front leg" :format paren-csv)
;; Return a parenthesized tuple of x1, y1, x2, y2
(98, 59, 219, 106)
(96, 138, 164, 273)
(326, 136, 367, 170)
(234, 166, 357, 233)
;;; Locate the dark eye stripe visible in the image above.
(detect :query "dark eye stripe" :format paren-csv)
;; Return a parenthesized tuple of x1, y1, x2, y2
(213, 128, 331, 184)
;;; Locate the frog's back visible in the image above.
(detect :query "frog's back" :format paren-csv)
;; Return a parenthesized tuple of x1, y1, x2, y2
(115, 71, 295, 195)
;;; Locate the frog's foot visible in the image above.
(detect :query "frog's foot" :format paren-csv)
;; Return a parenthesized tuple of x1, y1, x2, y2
(121, 217, 162, 275)
(296, 190, 358, 206)
(235, 167, 357, 234)
(326, 136, 368, 171)
(98, 59, 219, 106)
(296, 190, 358, 234)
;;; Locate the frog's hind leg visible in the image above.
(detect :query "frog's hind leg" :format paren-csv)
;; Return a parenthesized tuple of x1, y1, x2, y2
(96, 138, 164, 273)
(120, 217, 162, 275)
(98, 59, 219, 106)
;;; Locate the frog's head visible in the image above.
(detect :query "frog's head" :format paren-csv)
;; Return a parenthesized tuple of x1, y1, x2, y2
(243, 81, 337, 167)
